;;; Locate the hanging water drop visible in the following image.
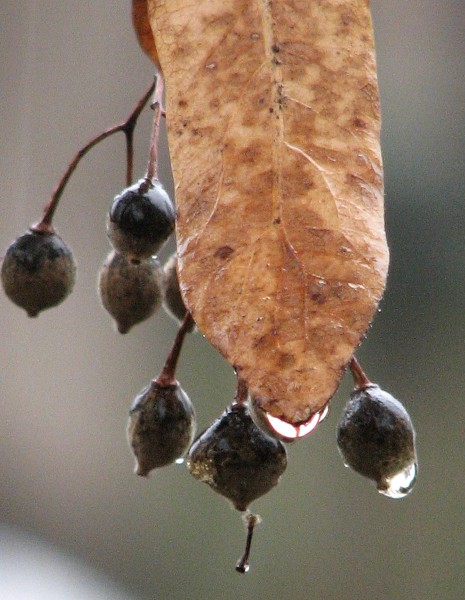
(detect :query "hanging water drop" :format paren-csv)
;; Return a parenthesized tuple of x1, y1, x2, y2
(249, 396, 328, 442)
(378, 462, 417, 499)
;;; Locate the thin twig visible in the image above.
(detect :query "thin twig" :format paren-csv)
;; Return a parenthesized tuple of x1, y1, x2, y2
(349, 356, 372, 390)
(146, 72, 165, 181)
(32, 80, 156, 232)
(156, 312, 195, 387)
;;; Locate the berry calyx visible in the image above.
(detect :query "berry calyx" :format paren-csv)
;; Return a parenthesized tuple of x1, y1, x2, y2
(1, 229, 76, 317)
(98, 250, 163, 333)
(107, 177, 175, 260)
(336, 357, 417, 498)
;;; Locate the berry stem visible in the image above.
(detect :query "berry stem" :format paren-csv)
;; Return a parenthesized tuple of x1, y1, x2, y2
(236, 511, 260, 574)
(146, 71, 165, 182)
(349, 356, 372, 390)
(234, 377, 248, 406)
(124, 127, 135, 188)
(32, 80, 156, 233)
(156, 312, 194, 387)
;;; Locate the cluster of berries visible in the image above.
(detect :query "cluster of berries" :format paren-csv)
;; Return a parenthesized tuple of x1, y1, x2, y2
(1, 80, 158, 320)
(0, 78, 417, 574)
(99, 176, 177, 333)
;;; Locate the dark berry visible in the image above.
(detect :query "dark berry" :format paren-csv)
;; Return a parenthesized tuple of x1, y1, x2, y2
(107, 177, 175, 260)
(1, 229, 76, 317)
(162, 252, 194, 330)
(127, 380, 196, 477)
(336, 384, 417, 498)
(187, 402, 287, 512)
(98, 250, 162, 333)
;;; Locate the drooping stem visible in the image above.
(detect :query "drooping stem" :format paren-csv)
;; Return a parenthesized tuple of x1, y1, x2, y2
(146, 71, 165, 181)
(349, 356, 372, 390)
(32, 80, 156, 233)
(236, 511, 261, 574)
(156, 312, 195, 387)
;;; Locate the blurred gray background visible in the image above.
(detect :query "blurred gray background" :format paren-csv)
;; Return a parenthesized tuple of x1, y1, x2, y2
(1, 1, 464, 599)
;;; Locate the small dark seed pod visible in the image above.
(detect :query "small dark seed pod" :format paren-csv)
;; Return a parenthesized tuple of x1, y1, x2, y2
(128, 380, 196, 476)
(98, 250, 162, 333)
(107, 177, 175, 260)
(188, 402, 287, 512)
(337, 384, 417, 498)
(1, 229, 76, 317)
(162, 252, 194, 330)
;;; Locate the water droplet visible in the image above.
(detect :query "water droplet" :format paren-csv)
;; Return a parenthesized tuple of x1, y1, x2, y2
(263, 407, 328, 441)
(248, 397, 328, 442)
(175, 457, 185, 465)
(377, 462, 417, 499)
(318, 404, 329, 423)
(206, 62, 217, 70)
(347, 282, 365, 290)
(236, 562, 250, 574)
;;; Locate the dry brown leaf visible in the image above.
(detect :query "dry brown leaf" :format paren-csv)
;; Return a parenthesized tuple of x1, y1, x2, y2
(132, 0, 159, 66)
(148, 0, 389, 425)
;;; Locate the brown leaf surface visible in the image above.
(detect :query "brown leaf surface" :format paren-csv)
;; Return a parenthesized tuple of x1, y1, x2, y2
(132, 0, 159, 65)
(149, 0, 389, 424)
